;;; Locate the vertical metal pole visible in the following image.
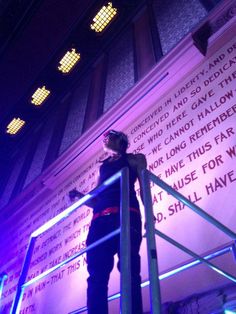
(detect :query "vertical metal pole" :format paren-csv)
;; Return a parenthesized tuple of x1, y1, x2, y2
(232, 241, 236, 263)
(141, 169, 162, 314)
(120, 167, 131, 314)
(0, 272, 7, 308)
(150, 173, 236, 239)
(10, 236, 37, 314)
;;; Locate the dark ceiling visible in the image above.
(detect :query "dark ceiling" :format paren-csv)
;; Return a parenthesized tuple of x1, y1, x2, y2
(0, 0, 142, 159)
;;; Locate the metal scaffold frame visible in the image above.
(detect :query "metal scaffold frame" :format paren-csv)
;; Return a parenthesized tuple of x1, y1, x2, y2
(140, 169, 236, 314)
(6, 167, 236, 314)
(10, 168, 131, 314)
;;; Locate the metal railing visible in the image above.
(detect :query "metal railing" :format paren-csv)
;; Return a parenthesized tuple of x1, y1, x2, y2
(8, 167, 236, 314)
(10, 167, 131, 314)
(140, 169, 236, 314)
(0, 272, 7, 308)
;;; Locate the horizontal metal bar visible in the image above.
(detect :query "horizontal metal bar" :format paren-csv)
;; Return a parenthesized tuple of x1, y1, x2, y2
(31, 195, 91, 238)
(23, 228, 120, 288)
(11, 168, 125, 314)
(158, 245, 232, 280)
(32, 170, 122, 238)
(154, 229, 236, 283)
(68, 244, 233, 314)
(148, 171, 236, 239)
(0, 272, 8, 306)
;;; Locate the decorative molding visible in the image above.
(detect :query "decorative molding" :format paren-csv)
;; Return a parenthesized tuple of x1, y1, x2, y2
(211, 0, 236, 33)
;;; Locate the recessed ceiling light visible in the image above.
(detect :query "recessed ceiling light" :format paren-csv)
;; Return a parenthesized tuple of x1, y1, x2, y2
(6, 118, 25, 135)
(31, 86, 51, 106)
(58, 48, 81, 74)
(90, 2, 117, 33)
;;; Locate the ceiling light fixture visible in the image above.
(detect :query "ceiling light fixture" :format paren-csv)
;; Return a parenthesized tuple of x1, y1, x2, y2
(90, 2, 117, 33)
(58, 48, 81, 74)
(6, 118, 26, 135)
(31, 86, 50, 106)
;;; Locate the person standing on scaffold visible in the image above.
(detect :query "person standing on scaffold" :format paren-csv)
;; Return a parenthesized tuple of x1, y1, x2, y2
(70, 130, 147, 314)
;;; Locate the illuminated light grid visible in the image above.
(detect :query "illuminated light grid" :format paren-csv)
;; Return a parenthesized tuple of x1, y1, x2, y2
(31, 86, 51, 106)
(58, 48, 81, 74)
(90, 2, 117, 33)
(6, 118, 26, 135)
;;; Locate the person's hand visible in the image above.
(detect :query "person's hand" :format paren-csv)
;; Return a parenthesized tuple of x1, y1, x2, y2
(144, 215, 157, 230)
(68, 188, 84, 202)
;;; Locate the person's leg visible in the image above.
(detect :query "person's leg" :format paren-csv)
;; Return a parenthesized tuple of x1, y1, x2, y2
(129, 238, 143, 314)
(86, 217, 118, 314)
(118, 213, 143, 314)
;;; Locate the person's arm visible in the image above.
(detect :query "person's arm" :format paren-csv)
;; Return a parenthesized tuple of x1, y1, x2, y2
(68, 189, 85, 202)
(68, 189, 96, 207)
(133, 154, 156, 227)
(68, 172, 100, 208)
(133, 153, 147, 204)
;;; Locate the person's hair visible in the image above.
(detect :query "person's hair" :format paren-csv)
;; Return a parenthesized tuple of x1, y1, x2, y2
(118, 131, 128, 152)
(104, 130, 128, 152)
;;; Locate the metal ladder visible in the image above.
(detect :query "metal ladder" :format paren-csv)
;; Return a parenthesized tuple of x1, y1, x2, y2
(7, 168, 236, 314)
